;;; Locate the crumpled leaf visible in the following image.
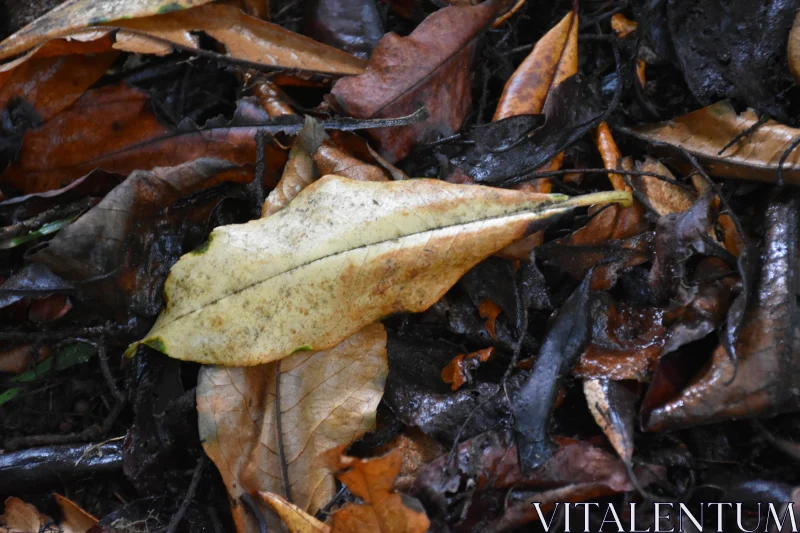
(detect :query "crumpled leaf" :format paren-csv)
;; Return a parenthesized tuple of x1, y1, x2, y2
(332, 0, 503, 162)
(623, 100, 800, 184)
(324, 450, 430, 533)
(129, 175, 630, 366)
(454, 73, 606, 185)
(110, 3, 366, 77)
(412, 431, 662, 532)
(644, 191, 800, 430)
(31, 158, 243, 317)
(513, 274, 593, 472)
(0, 0, 213, 61)
(304, 0, 384, 60)
(197, 324, 388, 531)
(0, 262, 72, 309)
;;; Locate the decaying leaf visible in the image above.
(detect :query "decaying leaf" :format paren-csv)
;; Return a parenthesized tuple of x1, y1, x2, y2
(513, 274, 592, 471)
(197, 324, 387, 530)
(325, 450, 430, 533)
(624, 100, 800, 184)
(0, 85, 276, 194)
(31, 158, 244, 317)
(644, 191, 800, 430)
(129, 175, 630, 366)
(790, 10, 800, 85)
(332, 0, 503, 161)
(110, 3, 366, 76)
(304, 0, 384, 60)
(0, 0, 213, 61)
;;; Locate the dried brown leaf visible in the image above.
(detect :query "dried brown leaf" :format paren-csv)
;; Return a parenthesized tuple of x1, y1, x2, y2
(624, 100, 800, 184)
(332, 0, 503, 161)
(197, 324, 388, 532)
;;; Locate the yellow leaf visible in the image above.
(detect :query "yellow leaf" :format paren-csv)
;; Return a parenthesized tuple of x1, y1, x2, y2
(129, 175, 630, 366)
(196, 324, 388, 530)
(259, 492, 331, 533)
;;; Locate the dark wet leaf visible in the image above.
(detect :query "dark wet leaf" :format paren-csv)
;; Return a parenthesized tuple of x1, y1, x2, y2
(304, 0, 385, 60)
(0, 262, 72, 308)
(384, 334, 522, 444)
(412, 431, 661, 532)
(513, 273, 593, 472)
(644, 190, 800, 430)
(460, 257, 522, 333)
(30, 158, 242, 318)
(453, 73, 605, 185)
(666, 0, 799, 120)
(648, 193, 717, 305)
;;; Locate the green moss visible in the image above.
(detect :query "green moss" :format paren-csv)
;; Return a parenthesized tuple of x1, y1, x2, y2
(292, 346, 313, 353)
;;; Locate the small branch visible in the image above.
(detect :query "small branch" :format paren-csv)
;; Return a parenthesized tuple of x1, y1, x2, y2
(165, 457, 207, 533)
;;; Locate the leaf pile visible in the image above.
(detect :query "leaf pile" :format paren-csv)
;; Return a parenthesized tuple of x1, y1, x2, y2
(2, 1, 800, 532)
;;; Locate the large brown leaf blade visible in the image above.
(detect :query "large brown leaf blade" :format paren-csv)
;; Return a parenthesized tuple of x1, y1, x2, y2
(0, 0, 214, 61)
(623, 100, 800, 184)
(331, 0, 503, 162)
(644, 190, 800, 431)
(196, 324, 388, 533)
(0, 85, 284, 194)
(111, 3, 366, 76)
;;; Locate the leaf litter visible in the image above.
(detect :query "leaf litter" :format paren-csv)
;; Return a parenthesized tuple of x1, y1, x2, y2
(1, 0, 800, 532)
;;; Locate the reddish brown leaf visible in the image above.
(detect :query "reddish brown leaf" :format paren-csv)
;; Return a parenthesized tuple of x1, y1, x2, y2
(0, 49, 118, 122)
(331, 0, 503, 161)
(1, 84, 282, 194)
(644, 192, 800, 431)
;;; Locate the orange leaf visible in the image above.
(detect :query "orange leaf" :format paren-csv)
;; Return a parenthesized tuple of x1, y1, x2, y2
(325, 451, 430, 533)
(493, 8, 578, 120)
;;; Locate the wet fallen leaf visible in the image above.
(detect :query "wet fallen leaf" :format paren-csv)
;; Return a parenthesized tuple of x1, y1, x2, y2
(631, 157, 696, 216)
(413, 431, 662, 532)
(0, 85, 273, 194)
(513, 274, 593, 471)
(110, 3, 366, 77)
(332, 0, 503, 161)
(0, 49, 119, 122)
(374, 429, 445, 492)
(573, 299, 666, 381)
(0, 344, 50, 374)
(624, 100, 800, 184)
(31, 158, 245, 317)
(129, 175, 630, 365)
(55, 494, 99, 533)
(644, 191, 800, 430)
(324, 450, 430, 533)
(0, 0, 213, 61)
(304, 0, 385, 60)
(790, 10, 800, 84)
(197, 324, 387, 530)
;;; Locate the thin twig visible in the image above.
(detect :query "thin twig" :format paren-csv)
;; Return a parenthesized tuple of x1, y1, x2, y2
(98, 339, 125, 402)
(717, 115, 768, 156)
(777, 135, 800, 186)
(241, 492, 269, 533)
(275, 360, 292, 502)
(165, 457, 207, 533)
